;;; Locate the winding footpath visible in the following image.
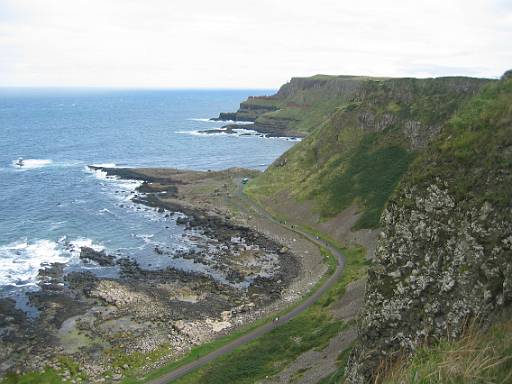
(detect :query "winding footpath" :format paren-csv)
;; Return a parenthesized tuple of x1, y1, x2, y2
(148, 184, 345, 384)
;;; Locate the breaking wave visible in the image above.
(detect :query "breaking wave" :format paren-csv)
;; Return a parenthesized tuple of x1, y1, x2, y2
(0, 238, 104, 287)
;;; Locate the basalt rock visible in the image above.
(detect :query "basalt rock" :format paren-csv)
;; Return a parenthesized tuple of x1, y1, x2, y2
(79, 246, 115, 266)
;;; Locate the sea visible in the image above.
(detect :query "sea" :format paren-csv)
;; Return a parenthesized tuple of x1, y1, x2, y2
(0, 88, 296, 311)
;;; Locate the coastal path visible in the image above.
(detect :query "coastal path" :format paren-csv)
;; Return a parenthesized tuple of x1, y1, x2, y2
(148, 181, 345, 384)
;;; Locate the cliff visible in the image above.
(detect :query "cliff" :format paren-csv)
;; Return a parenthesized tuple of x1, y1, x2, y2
(346, 72, 512, 383)
(213, 75, 384, 137)
(246, 75, 490, 231)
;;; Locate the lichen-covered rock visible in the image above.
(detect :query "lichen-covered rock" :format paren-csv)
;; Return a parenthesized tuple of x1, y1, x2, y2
(346, 71, 512, 383)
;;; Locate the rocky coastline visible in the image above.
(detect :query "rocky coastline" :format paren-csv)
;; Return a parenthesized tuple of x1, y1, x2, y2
(0, 166, 321, 382)
(198, 122, 305, 139)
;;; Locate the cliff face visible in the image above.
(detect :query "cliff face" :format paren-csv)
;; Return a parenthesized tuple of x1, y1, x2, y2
(346, 74, 512, 383)
(215, 97, 279, 122)
(214, 75, 375, 136)
(246, 76, 490, 231)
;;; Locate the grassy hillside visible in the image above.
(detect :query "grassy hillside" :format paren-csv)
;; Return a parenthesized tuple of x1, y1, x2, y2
(246, 76, 490, 229)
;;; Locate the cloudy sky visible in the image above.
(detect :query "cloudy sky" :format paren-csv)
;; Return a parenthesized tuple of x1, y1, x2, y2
(0, 0, 510, 88)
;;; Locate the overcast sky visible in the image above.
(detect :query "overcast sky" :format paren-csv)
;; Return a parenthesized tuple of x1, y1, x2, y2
(0, 0, 510, 88)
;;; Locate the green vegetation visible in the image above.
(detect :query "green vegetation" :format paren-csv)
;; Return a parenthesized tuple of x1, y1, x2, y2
(407, 74, 512, 209)
(168, 245, 368, 384)
(1, 370, 63, 384)
(104, 344, 175, 383)
(380, 317, 512, 384)
(238, 75, 387, 135)
(255, 94, 349, 134)
(309, 134, 415, 228)
(1, 356, 86, 384)
(247, 76, 490, 229)
(124, 314, 284, 383)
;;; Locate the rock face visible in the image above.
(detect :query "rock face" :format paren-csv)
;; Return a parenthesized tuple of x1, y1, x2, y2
(212, 97, 278, 124)
(79, 246, 115, 266)
(346, 72, 512, 383)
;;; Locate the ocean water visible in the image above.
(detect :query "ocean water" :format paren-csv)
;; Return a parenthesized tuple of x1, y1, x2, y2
(0, 88, 295, 307)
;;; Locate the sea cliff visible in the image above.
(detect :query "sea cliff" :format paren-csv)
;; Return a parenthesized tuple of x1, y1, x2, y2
(346, 71, 512, 383)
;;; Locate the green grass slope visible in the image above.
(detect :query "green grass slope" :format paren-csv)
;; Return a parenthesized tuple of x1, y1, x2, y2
(247, 76, 491, 229)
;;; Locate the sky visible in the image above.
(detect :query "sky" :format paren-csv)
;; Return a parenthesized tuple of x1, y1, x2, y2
(0, 0, 511, 88)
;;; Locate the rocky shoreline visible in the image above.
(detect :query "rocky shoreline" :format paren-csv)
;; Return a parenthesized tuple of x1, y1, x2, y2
(0, 166, 319, 383)
(201, 121, 305, 139)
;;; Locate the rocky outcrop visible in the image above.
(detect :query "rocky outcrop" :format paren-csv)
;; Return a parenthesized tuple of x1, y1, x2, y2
(212, 97, 279, 122)
(79, 247, 115, 266)
(346, 72, 512, 383)
(346, 184, 512, 383)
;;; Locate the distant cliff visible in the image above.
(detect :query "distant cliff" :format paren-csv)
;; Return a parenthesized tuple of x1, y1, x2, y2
(346, 72, 512, 383)
(213, 75, 383, 137)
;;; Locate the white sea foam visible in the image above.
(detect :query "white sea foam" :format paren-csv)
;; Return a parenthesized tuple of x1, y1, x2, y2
(90, 163, 117, 168)
(11, 159, 53, 169)
(177, 130, 219, 137)
(134, 233, 155, 245)
(269, 136, 303, 142)
(178, 128, 301, 142)
(68, 238, 104, 255)
(0, 237, 105, 288)
(217, 120, 254, 125)
(85, 163, 116, 180)
(85, 164, 142, 201)
(49, 221, 67, 231)
(187, 118, 254, 125)
(187, 118, 218, 123)
(0, 239, 68, 287)
(85, 166, 109, 180)
(9, 159, 84, 171)
(178, 128, 257, 138)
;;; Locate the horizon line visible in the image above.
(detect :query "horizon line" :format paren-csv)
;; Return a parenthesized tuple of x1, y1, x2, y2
(0, 86, 278, 91)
